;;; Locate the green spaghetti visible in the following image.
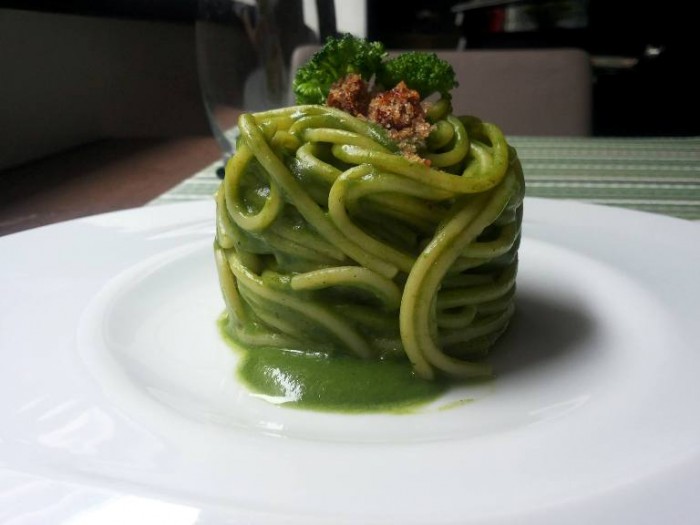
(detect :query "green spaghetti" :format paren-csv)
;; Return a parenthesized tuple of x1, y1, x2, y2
(213, 36, 524, 406)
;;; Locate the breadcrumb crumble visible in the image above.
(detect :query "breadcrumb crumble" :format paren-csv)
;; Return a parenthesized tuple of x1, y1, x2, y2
(326, 75, 434, 163)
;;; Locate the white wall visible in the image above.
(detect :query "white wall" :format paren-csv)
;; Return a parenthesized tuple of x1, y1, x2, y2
(0, 9, 209, 170)
(302, 0, 366, 37)
(335, 0, 367, 37)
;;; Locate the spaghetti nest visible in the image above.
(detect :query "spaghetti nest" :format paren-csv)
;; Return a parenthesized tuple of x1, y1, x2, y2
(214, 104, 524, 380)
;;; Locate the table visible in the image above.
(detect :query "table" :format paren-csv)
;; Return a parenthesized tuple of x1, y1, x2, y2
(0, 137, 221, 236)
(150, 136, 700, 221)
(2, 136, 698, 239)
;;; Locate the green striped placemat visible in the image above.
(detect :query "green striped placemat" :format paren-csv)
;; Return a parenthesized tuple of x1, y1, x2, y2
(509, 136, 700, 220)
(151, 137, 700, 220)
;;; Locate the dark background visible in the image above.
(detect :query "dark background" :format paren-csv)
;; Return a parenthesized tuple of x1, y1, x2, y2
(4, 0, 698, 137)
(367, 0, 698, 137)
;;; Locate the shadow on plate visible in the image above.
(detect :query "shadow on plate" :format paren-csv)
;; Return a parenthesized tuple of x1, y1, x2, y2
(492, 290, 595, 377)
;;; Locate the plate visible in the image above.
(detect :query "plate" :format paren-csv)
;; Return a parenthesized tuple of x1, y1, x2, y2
(1, 198, 699, 524)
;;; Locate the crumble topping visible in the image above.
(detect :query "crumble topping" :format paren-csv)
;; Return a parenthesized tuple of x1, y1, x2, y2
(326, 76, 433, 163)
(326, 73, 371, 117)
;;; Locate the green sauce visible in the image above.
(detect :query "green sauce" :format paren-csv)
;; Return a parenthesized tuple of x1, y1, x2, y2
(219, 318, 447, 413)
(238, 347, 448, 413)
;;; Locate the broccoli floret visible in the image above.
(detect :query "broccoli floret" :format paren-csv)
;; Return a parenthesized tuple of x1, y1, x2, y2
(377, 52, 458, 100)
(293, 34, 386, 105)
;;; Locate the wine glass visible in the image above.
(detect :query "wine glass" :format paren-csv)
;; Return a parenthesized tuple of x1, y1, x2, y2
(195, 0, 326, 172)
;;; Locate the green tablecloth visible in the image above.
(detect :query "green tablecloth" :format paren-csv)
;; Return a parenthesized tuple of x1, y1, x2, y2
(151, 136, 700, 221)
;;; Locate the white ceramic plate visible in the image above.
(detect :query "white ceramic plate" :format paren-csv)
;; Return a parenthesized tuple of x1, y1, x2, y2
(1, 198, 699, 525)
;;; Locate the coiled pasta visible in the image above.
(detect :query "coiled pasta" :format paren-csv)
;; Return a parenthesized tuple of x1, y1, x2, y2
(214, 104, 524, 380)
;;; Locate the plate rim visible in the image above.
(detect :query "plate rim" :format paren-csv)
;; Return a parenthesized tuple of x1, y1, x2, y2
(1, 197, 699, 524)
